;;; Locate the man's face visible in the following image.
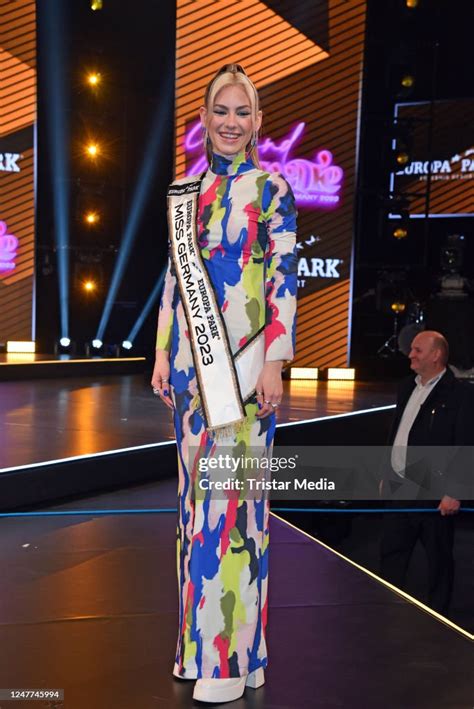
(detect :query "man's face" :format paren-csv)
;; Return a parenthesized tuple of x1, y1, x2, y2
(409, 334, 438, 378)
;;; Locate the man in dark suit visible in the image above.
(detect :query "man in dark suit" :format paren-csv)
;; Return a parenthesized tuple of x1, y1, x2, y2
(380, 330, 474, 615)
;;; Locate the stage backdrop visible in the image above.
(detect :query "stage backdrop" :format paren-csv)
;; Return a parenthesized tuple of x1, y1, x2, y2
(174, 0, 366, 367)
(0, 0, 36, 344)
(390, 99, 474, 219)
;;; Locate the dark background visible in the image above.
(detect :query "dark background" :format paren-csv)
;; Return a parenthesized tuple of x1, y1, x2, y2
(352, 0, 474, 372)
(35, 0, 175, 354)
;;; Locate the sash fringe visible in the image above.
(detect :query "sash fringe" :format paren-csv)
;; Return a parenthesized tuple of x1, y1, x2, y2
(206, 419, 247, 441)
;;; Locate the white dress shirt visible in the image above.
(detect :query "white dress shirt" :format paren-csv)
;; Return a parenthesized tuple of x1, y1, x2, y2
(391, 369, 446, 477)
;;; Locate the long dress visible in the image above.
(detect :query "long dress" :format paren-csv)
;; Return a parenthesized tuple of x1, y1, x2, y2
(156, 150, 297, 679)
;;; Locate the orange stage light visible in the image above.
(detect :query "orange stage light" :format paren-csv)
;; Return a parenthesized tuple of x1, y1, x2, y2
(87, 73, 101, 86)
(86, 143, 99, 158)
(393, 227, 408, 240)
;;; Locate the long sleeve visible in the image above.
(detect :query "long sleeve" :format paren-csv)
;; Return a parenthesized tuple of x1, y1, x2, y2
(262, 173, 298, 362)
(444, 383, 474, 499)
(155, 255, 177, 352)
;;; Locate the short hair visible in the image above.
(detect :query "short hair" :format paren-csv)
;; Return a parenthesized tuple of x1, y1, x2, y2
(203, 64, 261, 167)
(432, 332, 449, 365)
(420, 331, 449, 366)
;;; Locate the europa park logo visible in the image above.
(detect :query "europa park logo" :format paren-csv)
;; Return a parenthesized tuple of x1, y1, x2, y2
(296, 234, 343, 288)
(0, 221, 19, 274)
(0, 153, 21, 173)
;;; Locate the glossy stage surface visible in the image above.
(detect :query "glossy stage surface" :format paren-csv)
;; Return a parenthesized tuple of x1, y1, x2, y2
(0, 353, 146, 383)
(0, 354, 145, 364)
(0, 480, 472, 709)
(0, 374, 397, 470)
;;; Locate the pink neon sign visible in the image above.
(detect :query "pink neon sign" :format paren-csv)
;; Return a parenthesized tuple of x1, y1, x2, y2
(0, 221, 18, 274)
(184, 121, 344, 208)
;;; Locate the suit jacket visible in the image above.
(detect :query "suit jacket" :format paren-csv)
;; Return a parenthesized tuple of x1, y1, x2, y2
(386, 368, 474, 500)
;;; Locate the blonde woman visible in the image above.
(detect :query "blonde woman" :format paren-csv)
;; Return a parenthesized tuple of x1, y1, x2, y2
(152, 64, 297, 703)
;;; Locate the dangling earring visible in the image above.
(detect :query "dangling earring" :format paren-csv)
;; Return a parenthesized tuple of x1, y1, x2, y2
(250, 130, 258, 149)
(201, 126, 210, 146)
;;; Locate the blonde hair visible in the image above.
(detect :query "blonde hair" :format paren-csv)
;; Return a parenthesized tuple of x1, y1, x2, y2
(203, 64, 261, 167)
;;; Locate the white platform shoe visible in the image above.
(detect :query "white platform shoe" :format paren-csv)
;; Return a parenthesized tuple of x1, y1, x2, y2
(192, 667, 265, 703)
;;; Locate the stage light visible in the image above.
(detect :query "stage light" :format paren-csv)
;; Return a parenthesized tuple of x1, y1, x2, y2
(6, 353, 36, 363)
(327, 368, 355, 381)
(87, 73, 101, 87)
(90, 0, 103, 9)
(92, 339, 103, 349)
(86, 143, 99, 158)
(41, 0, 70, 344)
(122, 340, 133, 350)
(83, 280, 97, 292)
(95, 72, 173, 344)
(76, 186, 106, 225)
(7, 341, 36, 353)
(393, 227, 408, 240)
(85, 211, 99, 225)
(124, 269, 167, 347)
(396, 151, 410, 166)
(290, 367, 319, 380)
(56, 337, 75, 356)
(401, 75, 415, 89)
(390, 302, 406, 314)
(406, 0, 419, 7)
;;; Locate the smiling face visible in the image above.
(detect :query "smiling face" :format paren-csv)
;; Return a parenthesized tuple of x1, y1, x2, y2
(200, 83, 261, 157)
(409, 332, 444, 382)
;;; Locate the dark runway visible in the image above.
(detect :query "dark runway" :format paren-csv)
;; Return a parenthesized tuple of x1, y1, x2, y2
(0, 373, 396, 470)
(1, 369, 472, 707)
(1, 478, 473, 709)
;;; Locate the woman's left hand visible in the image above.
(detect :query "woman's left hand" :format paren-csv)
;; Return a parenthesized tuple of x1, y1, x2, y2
(255, 361, 284, 418)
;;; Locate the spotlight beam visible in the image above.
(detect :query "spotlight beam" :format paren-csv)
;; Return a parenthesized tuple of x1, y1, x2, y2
(95, 72, 173, 342)
(41, 0, 70, 340)
(125, 268, 166, 344)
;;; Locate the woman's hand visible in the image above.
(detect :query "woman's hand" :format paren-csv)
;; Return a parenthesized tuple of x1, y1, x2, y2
(151, 349, 173, 410)
(255, 361, 284, 418)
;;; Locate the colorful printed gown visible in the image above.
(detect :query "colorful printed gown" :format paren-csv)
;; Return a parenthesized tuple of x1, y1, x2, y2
(156, 151, 297, 679)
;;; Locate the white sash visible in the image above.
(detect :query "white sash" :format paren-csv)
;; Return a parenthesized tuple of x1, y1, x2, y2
(168, 177, 264, 433)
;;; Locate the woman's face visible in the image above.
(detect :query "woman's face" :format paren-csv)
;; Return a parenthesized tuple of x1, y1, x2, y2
(201, 84, 261, 157)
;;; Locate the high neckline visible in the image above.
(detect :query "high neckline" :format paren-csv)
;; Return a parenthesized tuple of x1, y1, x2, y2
(209, 151, 256, 176)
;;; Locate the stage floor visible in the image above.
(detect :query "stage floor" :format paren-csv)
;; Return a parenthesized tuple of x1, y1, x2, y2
(0, 354, 137, 363)
(0, 374, 397, 470)
(0, 479, 472, 709)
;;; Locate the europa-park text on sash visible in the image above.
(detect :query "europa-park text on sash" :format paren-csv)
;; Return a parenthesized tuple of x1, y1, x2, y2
(167, 178, 246, 432)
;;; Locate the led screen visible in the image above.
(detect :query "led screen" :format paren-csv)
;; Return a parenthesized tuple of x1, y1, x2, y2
(175, 0, 366, 367)
(0, 0, 36, 343)
(390, 99, 474, 219)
